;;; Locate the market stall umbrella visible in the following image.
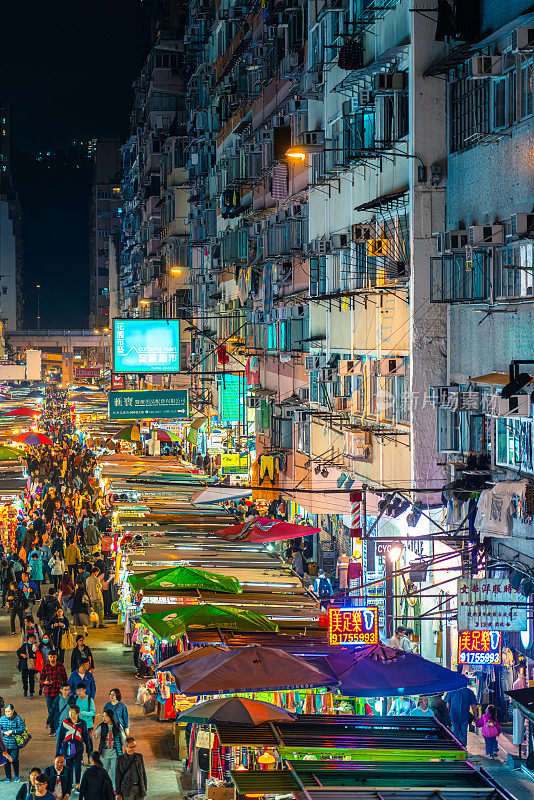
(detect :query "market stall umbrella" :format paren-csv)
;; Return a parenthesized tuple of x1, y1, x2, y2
(113, 425, 141, 442)
(153, 428, 181, 442)
(164, 645, 337, 694)
(216, 515, 320, 544)
(128, 565, 242, 594)
(176, 696, 294, 726)
(158, 645, 227, 671)
(1, 407, 39, 417)
(308, 642, 469, 697)
(0, 445, 22, 461)
(139, 605, 278, 641)
(13, 432, 53, 446)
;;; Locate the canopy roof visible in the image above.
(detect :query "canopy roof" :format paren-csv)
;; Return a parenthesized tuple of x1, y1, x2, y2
(128, 565, 242, 594)
(139, 605, 277, 640)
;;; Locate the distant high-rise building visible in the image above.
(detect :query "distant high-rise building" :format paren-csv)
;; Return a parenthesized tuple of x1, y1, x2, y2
(89, 138, 122, 328)
(0, 104, 22, 330)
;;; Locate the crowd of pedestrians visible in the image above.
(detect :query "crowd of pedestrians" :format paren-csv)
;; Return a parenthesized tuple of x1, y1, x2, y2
(0, 388, 147, 799)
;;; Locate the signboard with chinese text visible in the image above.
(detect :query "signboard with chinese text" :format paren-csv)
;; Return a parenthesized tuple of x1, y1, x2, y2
(75, 367, 101, 379)
(457, 578, 527, 631)
(221, 453, 249, 475)
(328, 606, 379, 646)
(108, 390, 189, 421)
(111, 373, 125, 390)
(112, 319, 181, 373)
(458, 630, 502, 665)
(218, 374, 243, 422)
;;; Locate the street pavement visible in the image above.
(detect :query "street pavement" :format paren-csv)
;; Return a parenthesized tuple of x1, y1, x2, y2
(0, 604, 181, 798)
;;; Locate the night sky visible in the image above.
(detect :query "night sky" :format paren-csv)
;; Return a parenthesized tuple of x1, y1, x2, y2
(0, 1, 147, 328)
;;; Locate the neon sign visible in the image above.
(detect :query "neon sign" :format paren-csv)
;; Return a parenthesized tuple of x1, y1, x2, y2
(328, 606, 379, 646)
(458, 630, 502, 665)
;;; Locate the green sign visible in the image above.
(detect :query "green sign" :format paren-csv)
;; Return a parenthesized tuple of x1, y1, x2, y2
(108, 390, 189, 420)
(218, 374, 243, 422)
(112, 318, 181, 373)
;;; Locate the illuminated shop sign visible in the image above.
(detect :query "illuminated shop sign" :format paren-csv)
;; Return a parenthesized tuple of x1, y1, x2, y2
(328, 606, 379, 646)
(112, 319, 181, 374)
(458, 630, 502, 665)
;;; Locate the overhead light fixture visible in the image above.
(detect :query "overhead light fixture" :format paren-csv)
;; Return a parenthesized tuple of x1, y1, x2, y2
(314, 465, 321, 475)
(321, 467, 329, 478)
(390, 498, 411, 518)
(406, 501, 423, 528)
(377, 493, 394, 514)
(388, 541, 404, 562)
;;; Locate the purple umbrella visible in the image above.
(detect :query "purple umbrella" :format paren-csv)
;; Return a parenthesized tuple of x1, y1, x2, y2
(307, 642, 468, 697)
(162, 646, 338, 695)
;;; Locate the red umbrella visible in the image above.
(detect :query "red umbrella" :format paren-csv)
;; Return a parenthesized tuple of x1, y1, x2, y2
(216, 515, 320, 543)
(13, 432, 53, 446)
(2, 407, 39, 417)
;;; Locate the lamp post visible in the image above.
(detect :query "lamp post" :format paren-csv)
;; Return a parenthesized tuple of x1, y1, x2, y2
(36, 284, 41, 331)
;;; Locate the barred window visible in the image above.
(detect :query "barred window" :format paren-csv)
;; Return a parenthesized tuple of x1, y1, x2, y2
(450, 73, 490, 152)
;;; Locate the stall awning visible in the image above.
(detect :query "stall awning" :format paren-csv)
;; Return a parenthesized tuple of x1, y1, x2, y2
(191, 486, 252, 505)
(470, 372, 534, 386)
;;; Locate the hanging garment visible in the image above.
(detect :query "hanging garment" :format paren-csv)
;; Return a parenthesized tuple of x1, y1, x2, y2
(475, 480, 528, 538)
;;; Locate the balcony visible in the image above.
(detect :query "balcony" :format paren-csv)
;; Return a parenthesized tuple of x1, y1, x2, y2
(142, 279, 163, 301)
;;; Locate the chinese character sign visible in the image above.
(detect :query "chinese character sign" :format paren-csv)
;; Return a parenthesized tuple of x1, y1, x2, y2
(218, 374, 243, 422)
(457, 578, 527, 632)
(458, 630, 502, 665)
(108, 390, 189, 420)
(112, 319, 181, 374)
(328, 607, 379, 646)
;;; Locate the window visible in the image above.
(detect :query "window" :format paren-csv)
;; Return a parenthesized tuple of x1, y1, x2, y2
(267, 323, 277, 351)
(496, 417, 534, 473)
(272, 417, 293, 450)
(296, 420, 311, 454)
(98, 209, 111, 218)
(430, 251, 490, 303)
(97, 230, 109, 239)
(519, 59, 534, 120)
(437, 407, 460, 452)
(310, 256, 327, 296)
(495, 243, 534, 299)
(97, 189, 110, 199)
(450, 70, 490, 152)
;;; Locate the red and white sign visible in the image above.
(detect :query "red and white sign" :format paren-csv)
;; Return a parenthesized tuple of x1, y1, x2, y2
(349, 492, 363, 537)
(75, 367, 101, 379)
(111, 374, 125, 390)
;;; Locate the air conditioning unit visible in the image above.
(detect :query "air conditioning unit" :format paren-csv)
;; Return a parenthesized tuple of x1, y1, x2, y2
(372, 72, 406, 92)
(367, 238, 388, 257)
(298, 131, 325, 147)
(298, 386, 309, 402)
(294, 409, 310, 423)
(496, 394, 531, 417)
(308, 238, 333, 255)
(468, 224, 504, 246)
(513, 27, 534, 52)
(436, 229, 469, 253)
(358, 89, 374, 106)
(339, 359, 362, 376)
(301, 70, 324, 95)
(305, 354, 327, 371)
(332, 233, 350, 250)
(470, 55, 502, 78)
(289, 304, 306, 318)
(280, 407, 294, 420)
(280, 51, 300, 77)
(253, 221, 263, 235)
(342, 99, 359, 116)
(258, 129, 274, 143)
(244, 141, 260, 154)
(429, 386, 481, 411)
(318, 368, 337, 383)
(380, 358, 404, 376)
(287, 99, 305, 114)
(289, 203, 302, 217)
(246, 396, 262, 409)
(510, 213, 534, 237)
(345, 430, 373, 460)
(352, 224, 374, 242)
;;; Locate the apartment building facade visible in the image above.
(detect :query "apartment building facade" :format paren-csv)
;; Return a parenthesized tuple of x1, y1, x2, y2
(0, 104, 22, 331)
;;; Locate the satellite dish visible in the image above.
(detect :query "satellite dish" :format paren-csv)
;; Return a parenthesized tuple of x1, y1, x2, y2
(501, 372, 532, 398)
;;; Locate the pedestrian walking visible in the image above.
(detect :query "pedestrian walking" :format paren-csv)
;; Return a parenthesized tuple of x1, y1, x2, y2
(68, 658, 96, 699)
(0, 703, 27, 782)
(71, 584, 92, 636)
(14, 767, 40, 800)
(79, 751, 114, 800)
(18, 573, 39, 609)
(70, 635, 94, 672)
(48, 607, 70, 662)
(476, 704, 501, 758)
(37, 588, 60, 628)
(28, 553, 43, 599)
(0, 727, 13, 781)
(40, 651, 68, 721)
(429, 693, 451, 727)
(103, 688, 129, 734)
(64, 540, 81, 580)
(17, 632, 39, 699)
(115, 737, 147, 800)
(74, 684, 95, 733)
(58, 573, 74, 616)
(56, 706, 91, 792)
(44, 755, 72, 799)
(48, 685, 75, 738)
(7, 581, 29, 635)
(85, 568, 106, 629)
(444, 685, 478, 746)
(95, 709, 126, 780)
(49, 554, 65, 591)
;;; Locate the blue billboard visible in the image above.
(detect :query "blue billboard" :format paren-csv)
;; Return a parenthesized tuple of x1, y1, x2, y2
(112, 319, 181, 373)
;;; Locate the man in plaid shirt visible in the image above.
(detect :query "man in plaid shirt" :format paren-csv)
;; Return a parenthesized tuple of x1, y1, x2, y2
(40, 651, 68, 720)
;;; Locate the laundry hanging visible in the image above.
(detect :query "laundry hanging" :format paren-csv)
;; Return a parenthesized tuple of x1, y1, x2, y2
(271, 162, 288, 200)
